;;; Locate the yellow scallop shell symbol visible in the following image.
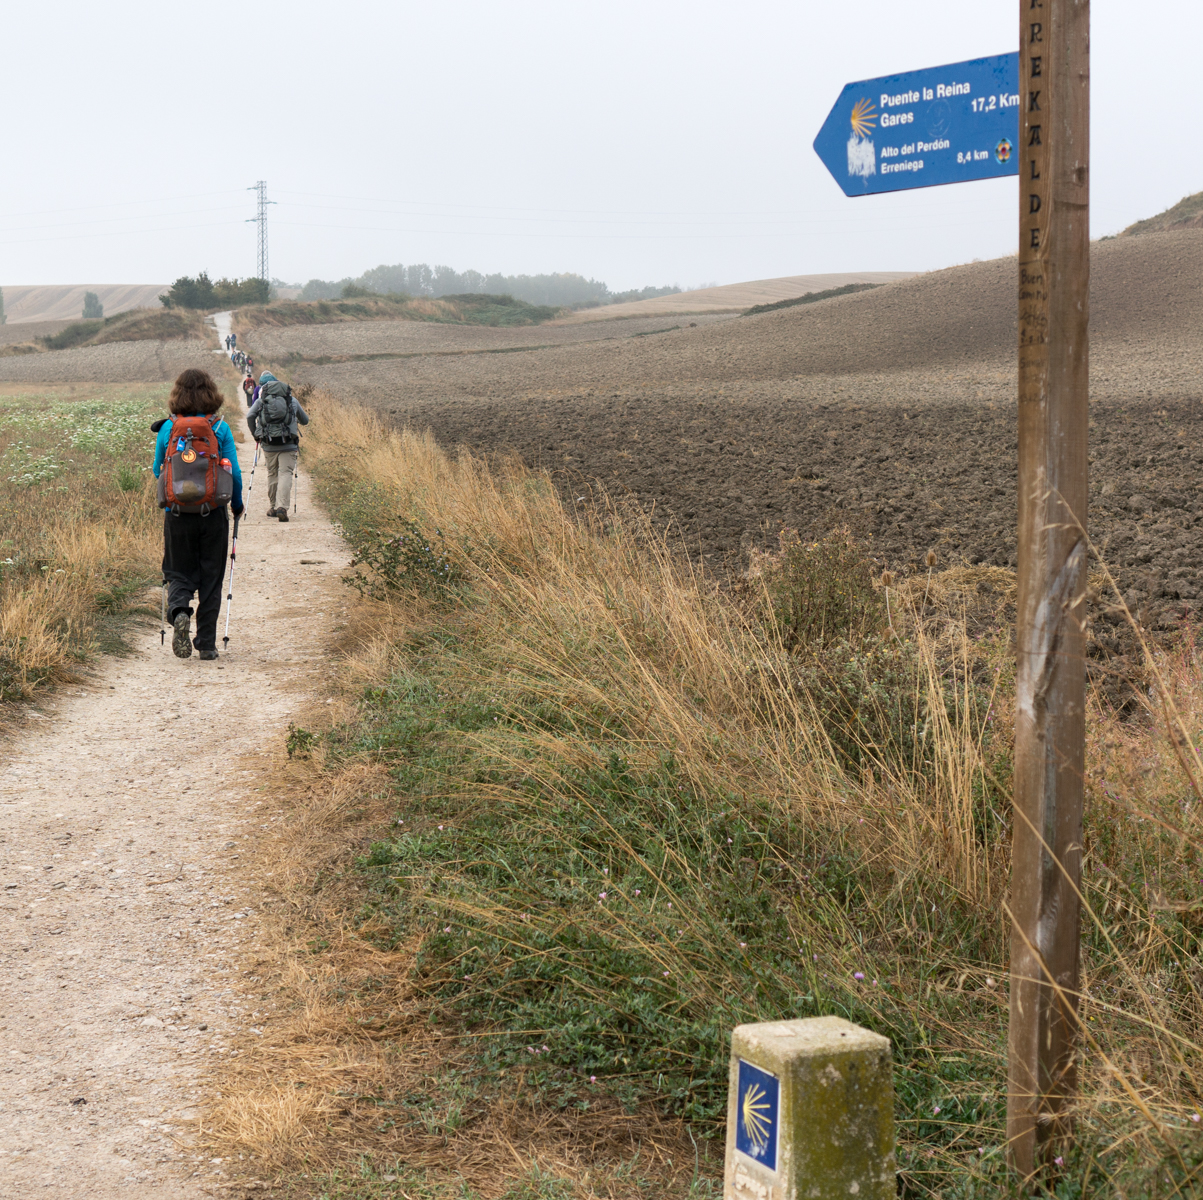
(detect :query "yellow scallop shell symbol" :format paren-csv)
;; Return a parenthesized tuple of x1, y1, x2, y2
(741, 1082, 772, 1152)
(850, 98, 877, 139)
(181, 449, 197, 463)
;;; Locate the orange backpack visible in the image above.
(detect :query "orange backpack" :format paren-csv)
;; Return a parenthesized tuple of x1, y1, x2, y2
(157, 416, 234, 514)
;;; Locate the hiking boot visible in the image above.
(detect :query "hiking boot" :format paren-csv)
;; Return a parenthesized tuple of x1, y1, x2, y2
(277, 510, 289, 522)
(267, 507, 278, 518)
(198, 649, 219, 661)
(171, 611, 192, 659)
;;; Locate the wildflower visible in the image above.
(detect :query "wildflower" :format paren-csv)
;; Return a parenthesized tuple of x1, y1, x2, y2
(933, 1105, 941, 1115)
(739, 942, 747, 949)
(813, 954, 819, 961)
(663, 970, 670, 977)
(599, 892, 607, 900)
(634, 889, 641, 896)
(854, 972, 865, 981)
(444, 926, 451, 933)
(727, 838, 733, 843)
(603, 868, 608, 874)
(1193, 1113, 1201, 1124)
(1053, 1156, 1063, 1167)
(438, 825, 444, 830)
(590, 1075, 596, 1083)
(667, 902, 672, 908)
(542, 1045, 549, 1052)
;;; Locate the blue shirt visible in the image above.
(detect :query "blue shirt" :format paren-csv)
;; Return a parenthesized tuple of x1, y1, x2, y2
(153, 416, 244, 512)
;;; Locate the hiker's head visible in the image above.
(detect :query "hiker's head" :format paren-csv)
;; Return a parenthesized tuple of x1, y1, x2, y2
(258, 371, 277, 386)
(169, 368, 224, 416)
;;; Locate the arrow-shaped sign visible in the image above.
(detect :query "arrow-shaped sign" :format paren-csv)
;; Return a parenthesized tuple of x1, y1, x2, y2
(814, 52, 1019, 196)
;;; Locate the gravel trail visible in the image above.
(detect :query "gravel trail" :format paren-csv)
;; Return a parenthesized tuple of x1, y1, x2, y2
(0, 439, 350, 1196)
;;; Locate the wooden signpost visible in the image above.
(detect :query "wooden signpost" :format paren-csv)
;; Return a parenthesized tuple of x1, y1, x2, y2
(1008, 0, 1090, 1178)
(815, 3, 1090, 1181)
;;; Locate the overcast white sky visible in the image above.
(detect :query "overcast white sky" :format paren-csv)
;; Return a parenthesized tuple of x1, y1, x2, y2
(2, 0, 1199, 290)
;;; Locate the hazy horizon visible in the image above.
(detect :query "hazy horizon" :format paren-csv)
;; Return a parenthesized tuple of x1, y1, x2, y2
(2, 0, 1199, 291)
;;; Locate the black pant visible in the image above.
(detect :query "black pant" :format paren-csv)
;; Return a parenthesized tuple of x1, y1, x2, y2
(162, 508, 229, 651)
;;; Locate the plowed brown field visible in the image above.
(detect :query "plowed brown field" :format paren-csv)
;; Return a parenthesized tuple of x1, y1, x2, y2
(257, 230, 1203, 620)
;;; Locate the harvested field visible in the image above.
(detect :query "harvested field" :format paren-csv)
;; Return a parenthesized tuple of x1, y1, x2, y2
(247, 310, 736, 363)
(0, 338, 219, 384)
(2, 283, 168, 323)
(0, 319, 72, 346)
(276, 230, 1203, 622)
(552, 269, 916, 321)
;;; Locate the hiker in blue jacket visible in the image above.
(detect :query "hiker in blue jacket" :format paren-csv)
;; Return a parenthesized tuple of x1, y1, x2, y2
(152, 369, 244, 661)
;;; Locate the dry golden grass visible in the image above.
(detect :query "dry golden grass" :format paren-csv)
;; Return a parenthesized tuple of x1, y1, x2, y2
(205, 393, 1203, 1198)
(0, 383, 170, 712)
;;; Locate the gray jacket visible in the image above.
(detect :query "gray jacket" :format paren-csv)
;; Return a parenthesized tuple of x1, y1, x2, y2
(247, 393, 309, 453)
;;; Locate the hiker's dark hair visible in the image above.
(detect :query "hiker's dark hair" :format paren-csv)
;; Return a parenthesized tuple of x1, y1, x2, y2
(169, 369, 224, 416)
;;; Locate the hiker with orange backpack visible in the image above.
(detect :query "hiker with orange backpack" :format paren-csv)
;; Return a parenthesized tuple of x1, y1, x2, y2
(153, 368, 244, 661)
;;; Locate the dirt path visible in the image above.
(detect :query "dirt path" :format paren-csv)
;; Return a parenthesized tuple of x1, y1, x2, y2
(0, 428, 349, 1196)
(209, 311, 233, 355)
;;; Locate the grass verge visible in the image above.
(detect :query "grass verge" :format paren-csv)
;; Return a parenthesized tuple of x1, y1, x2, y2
(0, 382, 170, 710)
(233, 294, 561, 334)
(211, 393, 1203, 1198)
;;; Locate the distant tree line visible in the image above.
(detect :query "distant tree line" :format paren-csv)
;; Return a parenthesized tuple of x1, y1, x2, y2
(298, 264, 680, 309)
(160, 274, 271, 310)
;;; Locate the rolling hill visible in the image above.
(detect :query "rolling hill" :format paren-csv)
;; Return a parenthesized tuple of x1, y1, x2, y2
(2, 284, 168, 323)
(554, 270, 917, 322)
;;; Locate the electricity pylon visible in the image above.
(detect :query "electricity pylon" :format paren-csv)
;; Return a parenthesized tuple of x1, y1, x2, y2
(247, 182, 276, 282)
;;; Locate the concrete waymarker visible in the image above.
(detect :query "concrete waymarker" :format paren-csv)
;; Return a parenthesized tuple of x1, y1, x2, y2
(724, 1017, 895, 1200)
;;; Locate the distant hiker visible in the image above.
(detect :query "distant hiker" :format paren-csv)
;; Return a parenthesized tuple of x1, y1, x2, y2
(242, 373, 255, 406)
(230, 332, 237, 349)
(246, 371, 308, 521)
(246, 354, 254, 374)
(153, 368, 244, 661)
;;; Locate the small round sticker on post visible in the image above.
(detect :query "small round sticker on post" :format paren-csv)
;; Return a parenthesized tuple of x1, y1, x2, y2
(995, 137, 1013, 164)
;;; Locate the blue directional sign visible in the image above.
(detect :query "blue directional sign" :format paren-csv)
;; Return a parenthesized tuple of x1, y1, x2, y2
(814, 53, 1019, 196)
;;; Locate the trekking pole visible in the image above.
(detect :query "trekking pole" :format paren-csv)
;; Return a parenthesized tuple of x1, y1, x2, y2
(244, 440, 261, 516)
(160, 579, 167, 647)
(222, 513, 241, 652)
